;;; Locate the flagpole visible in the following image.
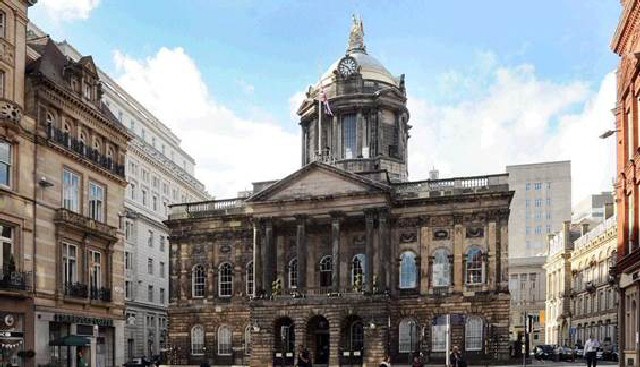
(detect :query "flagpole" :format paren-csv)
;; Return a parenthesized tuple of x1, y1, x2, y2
(318, 92, 322, 161)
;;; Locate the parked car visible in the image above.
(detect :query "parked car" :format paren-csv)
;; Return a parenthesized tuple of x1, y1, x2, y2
(123, 357, 151, 367)
(534, 345, 554, 360)
(596, 347, 604, 360)
(555, 345, 574, 361)
(574, 344, 584, 358)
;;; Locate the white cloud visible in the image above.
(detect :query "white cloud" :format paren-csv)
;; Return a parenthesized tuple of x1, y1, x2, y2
(408, 58, 616, 205)
(37, 0, 100, 22)
(113, 47, 299, 198)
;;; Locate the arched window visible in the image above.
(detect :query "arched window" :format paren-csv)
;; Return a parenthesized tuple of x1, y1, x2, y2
(288, 258, 297, 288)
(351, 321, 364, 351)
(192, 265, 206, 298)
(398, 319, 418, 353)
(191, 325, 204, 355)
(466, 247, 484, 285)
(219, 262, 233, 297)
(352, 253, 365, 286)
(399, 251, 417, 289)
(320, 255, 332, 287)
(432, 249, 451, 287)
(465, 316, 483, 351)
(217, 325, 232, 355)
(246, 261, 254, 296)
(244, 325, 252, 355)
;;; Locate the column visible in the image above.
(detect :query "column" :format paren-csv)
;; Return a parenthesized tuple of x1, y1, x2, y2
(365, 209, 375, 292)
(296, 215, 307, 289)
(261, 219, 273, 295)
(330, 211, 343, 291)
(378, 208, 389, 290)
(448, 254, 455, 286)
(252, 220, 263, 294)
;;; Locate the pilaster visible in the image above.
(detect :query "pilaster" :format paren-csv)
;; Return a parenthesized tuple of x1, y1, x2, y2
(330, 211, 344, 291)
(296, 215, 307, 289)
(365, 209, 375, 292)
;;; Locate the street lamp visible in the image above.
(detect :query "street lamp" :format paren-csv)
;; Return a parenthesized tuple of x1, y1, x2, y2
(599, 130, 620, 139)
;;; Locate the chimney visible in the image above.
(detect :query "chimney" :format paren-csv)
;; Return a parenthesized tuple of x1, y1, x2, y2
(429, 168, 439, 180)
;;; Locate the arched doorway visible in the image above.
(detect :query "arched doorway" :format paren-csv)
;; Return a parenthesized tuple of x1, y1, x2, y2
(340, 315, 364, 365)
(274, 318, 295, 366)
(306, 315, 330, 365)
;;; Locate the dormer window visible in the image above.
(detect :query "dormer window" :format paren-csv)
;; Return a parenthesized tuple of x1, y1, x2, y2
(83, 82, 92, 100)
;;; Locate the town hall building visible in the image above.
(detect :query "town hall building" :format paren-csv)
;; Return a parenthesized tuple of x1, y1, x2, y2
(165, 17, 514, 367)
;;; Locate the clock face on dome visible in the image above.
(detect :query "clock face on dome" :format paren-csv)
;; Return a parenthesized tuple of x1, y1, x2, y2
(338, 56, 357, 77)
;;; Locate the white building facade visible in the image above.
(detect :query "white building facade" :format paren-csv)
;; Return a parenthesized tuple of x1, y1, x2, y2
(506, 161, 572, 348)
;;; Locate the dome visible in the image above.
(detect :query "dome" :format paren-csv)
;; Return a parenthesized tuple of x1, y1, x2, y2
(317, 16, 399, 88)
(320, 52, 399, 87)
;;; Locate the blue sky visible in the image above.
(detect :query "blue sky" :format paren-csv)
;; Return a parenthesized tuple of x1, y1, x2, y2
(31, 0, 622, 201)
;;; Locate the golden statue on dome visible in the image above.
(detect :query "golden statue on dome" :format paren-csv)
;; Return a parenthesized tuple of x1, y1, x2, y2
(348, 14, 366, 53)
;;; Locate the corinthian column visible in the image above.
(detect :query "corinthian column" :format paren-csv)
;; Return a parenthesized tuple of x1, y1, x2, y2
(296, 215, 307, 290)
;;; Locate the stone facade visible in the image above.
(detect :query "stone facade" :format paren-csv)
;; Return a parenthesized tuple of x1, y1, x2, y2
(18, 36, 130, 367)
(612, 1, 640, 366)
(165, 19, 514, 367)
(0, 2, 36, 367)
(569, 215, 618, 351)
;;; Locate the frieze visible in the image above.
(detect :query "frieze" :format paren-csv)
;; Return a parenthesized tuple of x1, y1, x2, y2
(396, 216, 428, 228)
(399, 231, 417, 243)
(432, 229, 449, 241)
(168, 228, 252, 243)
(431, 216, 450, 227)
(0, 39, 14, 66)
(466, 227, 484, 238)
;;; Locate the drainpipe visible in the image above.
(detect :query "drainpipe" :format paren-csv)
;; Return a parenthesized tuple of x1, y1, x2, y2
(31, 109, 38, 296)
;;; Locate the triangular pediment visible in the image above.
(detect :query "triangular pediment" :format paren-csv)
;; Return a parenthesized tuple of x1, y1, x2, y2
(248, 162, 389, 202)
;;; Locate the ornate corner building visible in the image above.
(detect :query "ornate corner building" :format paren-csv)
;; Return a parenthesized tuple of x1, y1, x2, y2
(165, 18, 514, 367)
(612, 1, 640, 366)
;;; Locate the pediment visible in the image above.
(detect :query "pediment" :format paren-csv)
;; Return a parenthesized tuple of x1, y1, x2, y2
(249, 162, 389, 202)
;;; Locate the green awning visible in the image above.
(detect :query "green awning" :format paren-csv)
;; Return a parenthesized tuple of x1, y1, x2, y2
(49, 335, 90, 346)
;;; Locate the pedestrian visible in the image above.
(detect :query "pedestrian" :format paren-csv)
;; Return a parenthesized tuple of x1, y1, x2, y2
(412, 353, 425, 367)
(584, 335, 599, 367)
(296, 344, 311, 367)
(450, 346, 465, 367)
(378, 354, 391, 367)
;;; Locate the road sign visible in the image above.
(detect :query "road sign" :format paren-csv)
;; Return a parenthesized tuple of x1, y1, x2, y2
(570, 328, 576, 336)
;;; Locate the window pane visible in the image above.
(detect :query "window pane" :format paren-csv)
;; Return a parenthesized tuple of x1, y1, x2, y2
(465, 317, 483, 351)
(399, 251, 416, 289)
(219, 263, 233, 297)
(288, 259, 297, 288)
(398, 319, 418, 353)
(432, 250, 451, 287)
(343, 114, 356, 158)
(192, 265, 205, 297)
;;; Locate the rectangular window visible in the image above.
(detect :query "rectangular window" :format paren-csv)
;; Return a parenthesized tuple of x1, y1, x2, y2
(545, 212, 552, 220)
(142, 189, 148, 206)
(63, 243, 77, 285)
(172, 188, 178, 201)
(125, 280, 132, 300)
(129, 183, 136, 200)
(148, 285, 153, 302)
(125, 220, 134, 242)
(152, 195, 158, 211)
(342, 114, 357, 159)
(125, 251, 133, 270)
(432, 322, 447, 352)
(628, 109, 635, 160)
(0, 140, 10, 187)
(545, 225, 551, 234)
(629, 195, 636, 252)
(0, 12, 5, 39)
(159, 235, 166, 252)
(535, 211, 542, 220)
(534, 182, 542, 190)
(535, 226, 542, 234)
(0, 225, 13, 269)
(0, 70, 4, 98)
(160, 288, 165, 304)
(89, 182, 105, 222)
(148, 258, 153, 275)
(142, 169, 149, 183)
(525, 183, 531, 191)
(525, 200, 531, 208)
(526, 226, 531, 235)
(90, 251, 101, 290)
(162, 182, 169, 195)
(545, 198, 551, 206)
(546, 182, 551, 190)
(160, 261, 165, 278)
(63, 170, 81, 212)
(152, 176, 159, 188)
(148, 230, 153, 247)
(535, 199, 543, 208)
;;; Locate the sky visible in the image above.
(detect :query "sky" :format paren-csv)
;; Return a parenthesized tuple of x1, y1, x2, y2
(30, 0, 622, 204)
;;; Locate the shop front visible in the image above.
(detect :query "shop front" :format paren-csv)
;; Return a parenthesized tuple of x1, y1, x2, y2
(36, 312, 119, 367)
(0, 313, 27, 367)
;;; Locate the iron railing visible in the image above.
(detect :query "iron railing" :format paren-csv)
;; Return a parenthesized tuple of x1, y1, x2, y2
(65, 282, 89, 298)
(0, 268, 31, 291)
(90, 286, 112, 302)
(168, 199, 245, 219)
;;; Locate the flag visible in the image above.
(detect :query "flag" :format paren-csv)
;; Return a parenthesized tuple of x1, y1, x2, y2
(320, 87, 333, 116)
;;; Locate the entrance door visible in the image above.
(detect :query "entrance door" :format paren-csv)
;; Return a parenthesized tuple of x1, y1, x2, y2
(306, 315, 330, 365)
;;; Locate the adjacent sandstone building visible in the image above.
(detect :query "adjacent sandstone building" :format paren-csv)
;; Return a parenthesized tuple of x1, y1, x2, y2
(165, 18, 514, 367)
(21, 37, 130, 367)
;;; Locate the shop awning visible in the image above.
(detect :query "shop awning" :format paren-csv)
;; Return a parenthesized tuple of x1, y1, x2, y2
(48, 335, 90, 346)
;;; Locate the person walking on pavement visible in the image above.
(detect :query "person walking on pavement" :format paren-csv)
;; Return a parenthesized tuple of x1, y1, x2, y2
(450, 346, 465, 367)
(584, 335, 600, 367)
(378, 354, 391, 367)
